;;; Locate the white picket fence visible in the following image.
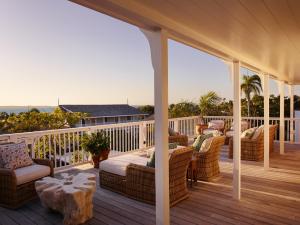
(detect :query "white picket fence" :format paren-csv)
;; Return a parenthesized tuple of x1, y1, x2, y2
(0, 115, 298, 170)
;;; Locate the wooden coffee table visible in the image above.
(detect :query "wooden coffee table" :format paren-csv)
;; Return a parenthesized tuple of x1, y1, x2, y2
(187, 156, 198, 187)
(35, 173, 96, 225)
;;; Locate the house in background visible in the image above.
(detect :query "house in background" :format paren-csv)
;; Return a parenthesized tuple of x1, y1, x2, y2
(59, 104, 148, 127)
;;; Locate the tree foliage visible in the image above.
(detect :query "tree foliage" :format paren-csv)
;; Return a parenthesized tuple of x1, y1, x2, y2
(137, 105, 154, 115)
(0, 107, 87, 134)
(169, 101, 200, 118)
(240, 74, 262, 116)
(199, 91, 221, 116)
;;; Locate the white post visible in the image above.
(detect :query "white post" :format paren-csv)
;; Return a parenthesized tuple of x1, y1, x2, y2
(263, 74, 270, 169)
(289, 85, 294, 142)
(139, 122, 146, 149)
(232, 61, 241, 200)
(278, 81, 285, 154)
(141, 28, 169, 225)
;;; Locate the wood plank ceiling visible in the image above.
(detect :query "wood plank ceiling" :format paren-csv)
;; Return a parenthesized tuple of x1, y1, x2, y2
(71, 0, 300, 84)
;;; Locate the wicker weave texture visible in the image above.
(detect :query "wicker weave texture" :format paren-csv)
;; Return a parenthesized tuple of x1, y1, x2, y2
(99, 170, 126, 194)
(169, 135, 188, 146)
(126, 147, 193, 206)
(193, 136, 225, 181)
(228, 125, 277, 161)
(0, 159, 54, 209)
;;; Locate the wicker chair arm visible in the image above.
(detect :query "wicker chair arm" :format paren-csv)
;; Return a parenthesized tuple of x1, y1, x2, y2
(193, 151, 206, 158)
(33, 159, 54, 177)
(126, 163, 155, 186)
(0, 168, 17, 191)
(241, 138, 256, 144)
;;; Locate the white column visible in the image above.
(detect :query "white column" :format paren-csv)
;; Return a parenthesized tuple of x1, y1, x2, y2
(232, 61, 241, 200)
(289, 85, 294, 142)
(263, 74, 270, 169)
(278, 81, 285, 154)
(141, 28, 169, 225)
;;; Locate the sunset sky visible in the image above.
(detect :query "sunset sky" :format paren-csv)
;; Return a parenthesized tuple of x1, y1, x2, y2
(0, 0, 297, 106)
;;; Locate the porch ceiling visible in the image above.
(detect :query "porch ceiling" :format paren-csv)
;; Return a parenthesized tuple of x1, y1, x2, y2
(70, 0, 300, 84)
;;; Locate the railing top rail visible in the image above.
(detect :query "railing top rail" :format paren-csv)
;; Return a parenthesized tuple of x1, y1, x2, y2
(203, 115, 300, 121)
(0, 121, 144, 138)
(1, 115, 300, 139)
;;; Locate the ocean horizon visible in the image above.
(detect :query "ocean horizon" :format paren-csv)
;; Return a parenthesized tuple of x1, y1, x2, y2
(0, 106, 56, 114)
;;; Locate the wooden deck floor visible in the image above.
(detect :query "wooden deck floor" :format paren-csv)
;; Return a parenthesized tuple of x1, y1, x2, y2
(1, 143, 300, 225)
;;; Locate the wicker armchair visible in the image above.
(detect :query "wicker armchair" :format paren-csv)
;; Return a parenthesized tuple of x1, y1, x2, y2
(193, 136, 225, 181)
(169, 134, 188, 146)
(126, 147, 193, 206)
(0, 159, 54, 209)
(228, 125, 277, 161)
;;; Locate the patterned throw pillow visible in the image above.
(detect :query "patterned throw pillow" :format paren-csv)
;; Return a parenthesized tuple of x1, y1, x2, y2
(241, 127, 257, 139)
(192, 133, 213, 151)
(146, 151, 155, 168)
(1, 142, 33, 170)
(251, 126, 264, 140)
(169, 142, 178, 149)
(199, 137, 214, 153)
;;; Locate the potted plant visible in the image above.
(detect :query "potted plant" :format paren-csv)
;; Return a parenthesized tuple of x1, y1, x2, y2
(82, 131, 110, 168)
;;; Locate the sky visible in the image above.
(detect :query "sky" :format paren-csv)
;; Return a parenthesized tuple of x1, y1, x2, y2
(0, 0, 297, 106)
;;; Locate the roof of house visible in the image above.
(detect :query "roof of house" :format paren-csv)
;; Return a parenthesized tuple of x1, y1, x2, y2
(59, 104, 147, 118)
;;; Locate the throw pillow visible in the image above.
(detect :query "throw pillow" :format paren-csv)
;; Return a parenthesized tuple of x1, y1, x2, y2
(0, 142, 15, 168)
(251, 126, 264, 140)
(168, 127, 177, 136)
(199, 137, 214, 153)
(146, 151, 155, 168)
(241, 127, 257, 139)
(169, 142, 178, 149)
(192, 133, 213, 151)
(1, 142, 33, 170)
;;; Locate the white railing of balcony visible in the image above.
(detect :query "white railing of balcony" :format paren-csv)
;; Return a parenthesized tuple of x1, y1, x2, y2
(0, 115, 298, 170)
(203, 116, 299, 142)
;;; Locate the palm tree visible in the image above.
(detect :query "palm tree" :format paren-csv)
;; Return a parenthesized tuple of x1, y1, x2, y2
(240, 74, 262, 116)
(199, 91, 221, 116)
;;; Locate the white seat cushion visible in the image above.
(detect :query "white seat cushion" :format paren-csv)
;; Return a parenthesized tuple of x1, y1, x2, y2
(15, 164, 51, 185)
(100, 154, 149, 176)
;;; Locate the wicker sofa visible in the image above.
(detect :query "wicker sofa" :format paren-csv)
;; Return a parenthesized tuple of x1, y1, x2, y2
(193, 136, 225, 181)
(0, 158, 54, 208)
(228, 125, 277, 161)
(100, 147, 193, 206)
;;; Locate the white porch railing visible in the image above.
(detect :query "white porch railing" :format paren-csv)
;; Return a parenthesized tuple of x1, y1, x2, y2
(203, 116, 299, 142)
(0, 115, 297, 170)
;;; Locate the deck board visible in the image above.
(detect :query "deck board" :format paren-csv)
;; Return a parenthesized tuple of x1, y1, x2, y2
(1, 143, 300, 225)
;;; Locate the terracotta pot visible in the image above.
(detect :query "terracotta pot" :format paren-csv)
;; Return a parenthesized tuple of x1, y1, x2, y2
(100, 149, 110, 161)
(92, 155, 100, 168)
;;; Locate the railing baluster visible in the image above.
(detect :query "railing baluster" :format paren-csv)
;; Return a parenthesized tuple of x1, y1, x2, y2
(48, 134, 51, 162)
(53, 134, 57, 168)
(43, 136, 46, 159)
(58, 134, 62, 167)
(63, 133, 67, 166)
